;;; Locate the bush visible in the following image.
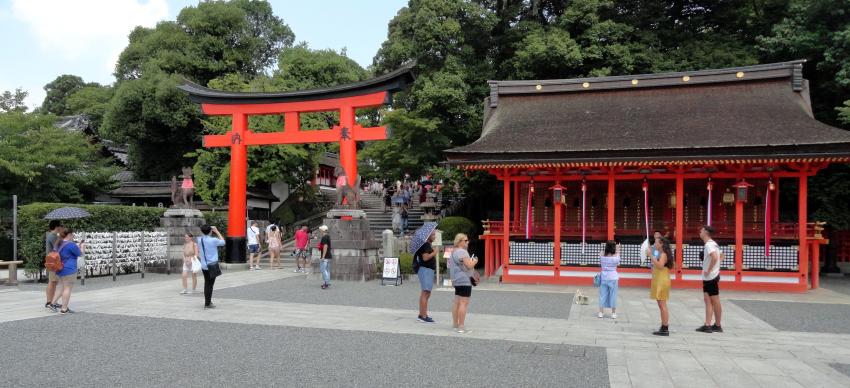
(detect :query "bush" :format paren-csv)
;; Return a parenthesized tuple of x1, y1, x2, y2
(19, 203, 166, 272)
(438, 216, 477, 244)
(202, 211, 228, 236)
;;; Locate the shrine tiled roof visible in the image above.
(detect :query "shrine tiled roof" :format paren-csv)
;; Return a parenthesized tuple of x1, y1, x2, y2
(445, 60, 850, 167)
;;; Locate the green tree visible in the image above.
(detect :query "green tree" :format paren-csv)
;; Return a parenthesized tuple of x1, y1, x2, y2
(0, 111, 118, 208)
(103, 0, 294, 179)
(65, 84, 114, 131)
(0, 88, 28, 113)
(40, 75, 88, 115)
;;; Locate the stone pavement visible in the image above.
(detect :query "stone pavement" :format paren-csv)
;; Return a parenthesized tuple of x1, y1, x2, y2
(3, 270, 850, 387)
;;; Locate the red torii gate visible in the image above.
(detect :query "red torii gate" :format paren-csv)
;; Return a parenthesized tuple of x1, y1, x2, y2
(179, 63, 414, 263)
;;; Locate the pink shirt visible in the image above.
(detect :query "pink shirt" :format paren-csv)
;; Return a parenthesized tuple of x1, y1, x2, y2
(295, 230, 309, 249)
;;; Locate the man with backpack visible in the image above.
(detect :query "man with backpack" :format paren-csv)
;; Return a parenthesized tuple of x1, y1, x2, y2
(696, 225, 724, 333)
(43, 220, 63, 312)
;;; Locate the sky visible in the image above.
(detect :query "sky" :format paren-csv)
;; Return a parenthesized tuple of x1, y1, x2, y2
(0, 0, 408, 111)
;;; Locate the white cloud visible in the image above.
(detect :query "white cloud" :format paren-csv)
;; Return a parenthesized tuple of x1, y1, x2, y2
(11, 0, 169, 63)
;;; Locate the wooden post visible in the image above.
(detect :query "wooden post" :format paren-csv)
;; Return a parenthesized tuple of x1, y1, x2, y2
(112, 232, 118, 282)
(675, 173, 684, 278)
(503, 175, 511, 280)
(735, 198, 744, 281)
(607, 173, 615, 240)
(799, 172, 809, 288)
(140, 232, 146, 279)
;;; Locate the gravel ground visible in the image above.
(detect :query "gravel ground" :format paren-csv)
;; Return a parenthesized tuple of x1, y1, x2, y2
(14, 272, 183, 292)
(215, 276, 573, 319)
(1, 313, 607, 388)
(730, 299, 850, 334)
(830, 363, 850, 379)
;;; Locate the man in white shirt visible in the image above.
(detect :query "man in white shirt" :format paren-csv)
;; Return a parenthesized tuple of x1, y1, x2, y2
(697, 225, 723, 333)
(247, 221, 261, 270)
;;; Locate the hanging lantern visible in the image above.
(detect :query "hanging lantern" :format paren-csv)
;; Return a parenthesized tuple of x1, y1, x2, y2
(733, 180, 754, 203)
(722, 188, 735, 204)
(668, 192, 677, 208)
(551, 184, 565, 205)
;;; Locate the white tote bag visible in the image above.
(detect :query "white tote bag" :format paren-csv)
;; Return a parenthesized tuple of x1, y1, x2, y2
(191, 257, 202, 273)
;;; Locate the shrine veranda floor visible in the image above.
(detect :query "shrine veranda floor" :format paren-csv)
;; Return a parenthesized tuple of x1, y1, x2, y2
(4, 270, 850, 387)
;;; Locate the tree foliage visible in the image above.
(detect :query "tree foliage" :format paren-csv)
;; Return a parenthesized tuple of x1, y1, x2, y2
(0, 111, 118, 208)
(0, 88, 28, 113)
(102, 0, 294, 179)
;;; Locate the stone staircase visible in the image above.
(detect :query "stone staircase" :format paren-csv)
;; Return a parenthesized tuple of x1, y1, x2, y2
(359, 192, 426, 240)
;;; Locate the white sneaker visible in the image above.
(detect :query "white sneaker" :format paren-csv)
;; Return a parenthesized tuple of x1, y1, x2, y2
(249, 267, 255, 271)
(179, 289, 188, 295)
(255, 266, 262, 270)
(612, 313, 617, 319)
(597, 312, 604, 319)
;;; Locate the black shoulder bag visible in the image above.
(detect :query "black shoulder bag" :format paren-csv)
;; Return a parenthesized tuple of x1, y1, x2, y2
(200, 238, 222, 278)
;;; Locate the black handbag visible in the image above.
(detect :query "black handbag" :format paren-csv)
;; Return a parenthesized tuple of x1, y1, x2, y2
(208, 263, 222, 278)
(200, 238, 222, 278)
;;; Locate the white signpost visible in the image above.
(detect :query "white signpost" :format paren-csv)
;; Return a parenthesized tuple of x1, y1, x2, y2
(381, 257, 401, 286)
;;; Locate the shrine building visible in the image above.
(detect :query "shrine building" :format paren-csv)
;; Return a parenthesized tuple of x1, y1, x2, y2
(445, 60, 850, 292)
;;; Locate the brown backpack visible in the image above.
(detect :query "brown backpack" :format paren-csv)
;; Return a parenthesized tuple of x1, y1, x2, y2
(45, 243, 64, 272)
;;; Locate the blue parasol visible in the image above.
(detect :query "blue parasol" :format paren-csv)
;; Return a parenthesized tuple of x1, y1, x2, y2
(43, 207, 91, 220)
(408, 222, 438, 254)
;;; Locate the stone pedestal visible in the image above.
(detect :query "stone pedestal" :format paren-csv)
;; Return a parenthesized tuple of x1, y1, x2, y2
(156, 207, 205, 274)
(313, 208, 380, 281)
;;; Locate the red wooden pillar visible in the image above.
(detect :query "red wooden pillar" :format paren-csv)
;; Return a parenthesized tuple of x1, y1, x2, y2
(553, 180, 562, 278)
(675, 174, 684, 278)
(735, 195, 744, 281)
(338, 106, 358, 185)
(607, 173, 615, 240)
(799, 171, 809, 288)
(503, 175, 511, 280)
(226, 113, 248, 263)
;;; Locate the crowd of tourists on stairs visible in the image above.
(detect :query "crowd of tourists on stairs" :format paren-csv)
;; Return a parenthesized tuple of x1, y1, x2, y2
(595, 225, 724, 337)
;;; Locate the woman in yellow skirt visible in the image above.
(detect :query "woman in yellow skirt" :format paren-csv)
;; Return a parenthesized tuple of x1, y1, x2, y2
(650, 237, 674, 336)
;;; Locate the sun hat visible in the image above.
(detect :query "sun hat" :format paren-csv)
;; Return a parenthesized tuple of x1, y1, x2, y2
(318, 225, 328, 231)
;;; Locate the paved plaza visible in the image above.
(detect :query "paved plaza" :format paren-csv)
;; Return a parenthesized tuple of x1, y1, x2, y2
(4, 271, 850, 387)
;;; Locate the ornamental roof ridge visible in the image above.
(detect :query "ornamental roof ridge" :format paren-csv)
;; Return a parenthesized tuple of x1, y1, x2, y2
(177, 61, 416, 105)
(486, 60, 806, 106)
